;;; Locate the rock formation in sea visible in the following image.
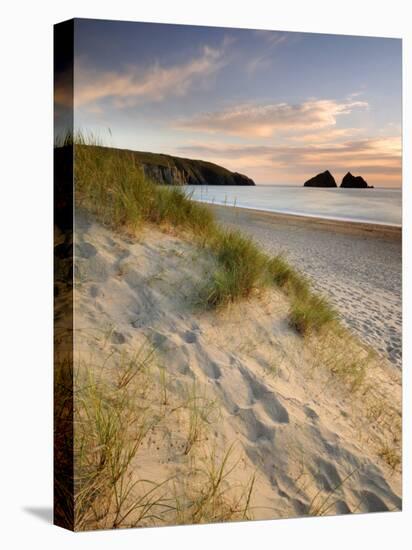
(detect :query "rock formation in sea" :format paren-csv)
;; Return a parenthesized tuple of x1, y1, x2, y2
(340, 172, 373, 188)
(303, 170, 337, 188)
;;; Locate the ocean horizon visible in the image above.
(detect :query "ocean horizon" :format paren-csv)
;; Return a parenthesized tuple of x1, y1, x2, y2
(186, 185, 402, 226)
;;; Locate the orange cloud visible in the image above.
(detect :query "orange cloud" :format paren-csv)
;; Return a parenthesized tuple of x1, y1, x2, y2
(177, 136, 401, 186)
(54, 68, 72, 108)
(177, 99, 368, 137)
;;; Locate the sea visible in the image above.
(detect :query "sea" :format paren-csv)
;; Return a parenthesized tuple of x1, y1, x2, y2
(185, 185, 402, 227)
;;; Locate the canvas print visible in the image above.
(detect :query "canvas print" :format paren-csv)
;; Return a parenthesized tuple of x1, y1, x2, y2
(54, 18, 402, 531)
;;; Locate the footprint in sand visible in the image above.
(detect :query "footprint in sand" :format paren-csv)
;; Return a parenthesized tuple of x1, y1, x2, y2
(89, 284, 99, 298)
(237, 407, 276, 443)
(75, 241, 97, 258)
(360, 490, 389, 512)
(111, 330, 127, 345)
(304, 405, 319, 421)
(260, 393, 290, 424)
(335, 500, 351, 514)
(202, 360, 222, 380)
(313, 457, 342, 492)
(182, 330, 198, 344)
(238, 365, 289, 424)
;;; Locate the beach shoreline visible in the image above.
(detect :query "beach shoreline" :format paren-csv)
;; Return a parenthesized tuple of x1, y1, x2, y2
(186, 183, 402, 230)
(208, 203, 402, 368)
(204, 203, 402, 240)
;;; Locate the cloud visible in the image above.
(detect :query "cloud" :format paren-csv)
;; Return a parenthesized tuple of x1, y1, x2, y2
(245, 55, 272, 76)
(176, 136, 401, 185)
(72, 45, 225, 109)
(287, 127, 365, 144)
(178, 136, 401, 164)
(253, 29, 291, 46)
(245, 31, 289, 75)
(54, 68, 73, 108)
(177, 99, 368, 137)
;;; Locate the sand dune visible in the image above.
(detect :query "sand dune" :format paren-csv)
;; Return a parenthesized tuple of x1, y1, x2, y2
(73, 209, 401, 526)
(211, 205, 402, 369)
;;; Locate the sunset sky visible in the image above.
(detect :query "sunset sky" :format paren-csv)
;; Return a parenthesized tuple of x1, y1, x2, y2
(69, 19, 402, 187)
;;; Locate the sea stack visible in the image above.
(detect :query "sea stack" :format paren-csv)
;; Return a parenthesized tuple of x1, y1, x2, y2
(303, 170, 337, 188)
(340, 172, 373, 188)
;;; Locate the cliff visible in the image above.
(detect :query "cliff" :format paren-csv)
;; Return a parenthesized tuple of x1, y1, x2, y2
(81, 146, 255, 186)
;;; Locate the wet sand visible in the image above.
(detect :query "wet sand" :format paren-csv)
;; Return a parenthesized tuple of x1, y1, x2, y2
(210, 204, 402, 368)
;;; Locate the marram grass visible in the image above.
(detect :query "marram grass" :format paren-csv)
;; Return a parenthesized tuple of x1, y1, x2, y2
(75, 143, 215, 236)
(69, 133, 335, 335)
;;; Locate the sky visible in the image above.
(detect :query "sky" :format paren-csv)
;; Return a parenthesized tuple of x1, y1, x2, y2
(65, 19, 401, 187)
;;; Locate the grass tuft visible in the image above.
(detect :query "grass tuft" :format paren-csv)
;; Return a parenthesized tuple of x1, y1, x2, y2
(378, 444, 401, 471)
(289, 294, 336, 335)
(268, 255, 310, 298)
(206, 230, 273, 306)
(75, 143, 215, 236)
(268, 255, 336, 335)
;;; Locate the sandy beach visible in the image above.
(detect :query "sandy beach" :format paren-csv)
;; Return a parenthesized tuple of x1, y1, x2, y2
(210, 204, 402, 369)
(72, 208, 401, 527)
(51, 18, 403, 533)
